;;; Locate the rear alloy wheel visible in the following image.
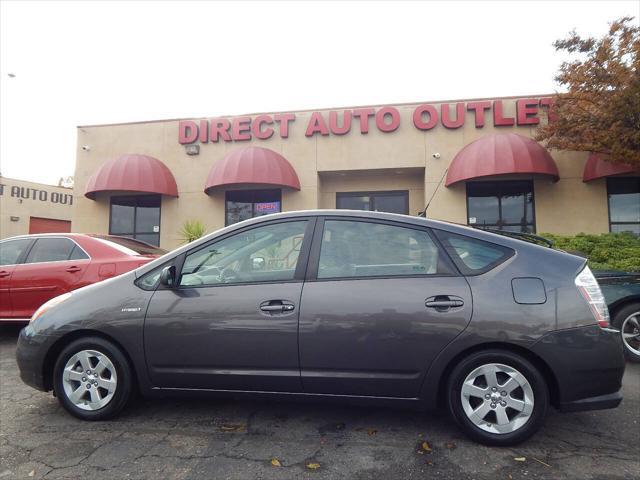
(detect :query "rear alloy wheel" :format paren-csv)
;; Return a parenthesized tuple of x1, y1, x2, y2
(53, 337, 132, 420)
(612, 303, 640, 363)
(447, 350, 549, 446)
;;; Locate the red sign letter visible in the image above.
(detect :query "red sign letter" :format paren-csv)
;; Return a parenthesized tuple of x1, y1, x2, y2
(375, 107, 400, 133)
(199, 120, 209, 143)
(352, 108, 375, 134)
(413, 104, 438, 130)
(329, 111, 352, 135)
(516, 99, 540, 125)
(253, 115, 274, 140)
(305, 112, 330, 137)
(274, 113, 296, 138)
(441, 103, 465, 129)
(493, 100, 515, 126)
(179, 120, 198, 144)
(232, 117, 252, 141)
(466, 101, 491, 128)
(210, 118, 232, 142)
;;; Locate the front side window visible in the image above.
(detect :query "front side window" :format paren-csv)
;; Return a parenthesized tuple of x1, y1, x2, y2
(467, 181, 535, 233)
(180, 220, 307, 286)
(225, 189, 281, 226)
(0, 239, 32, 266)
(110, 195, 161, 246)
(25, 238, 87, 264)
(608, 177, 640, 235)
(336, 191, 409, 215)
(434, 230, 513, 275)
(317, 220, 451, 279)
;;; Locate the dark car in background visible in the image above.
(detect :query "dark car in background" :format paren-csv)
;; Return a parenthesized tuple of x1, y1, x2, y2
(16, 211, 625, 446)
(596, 270, 640, 362)
(0, 234, 165, 322)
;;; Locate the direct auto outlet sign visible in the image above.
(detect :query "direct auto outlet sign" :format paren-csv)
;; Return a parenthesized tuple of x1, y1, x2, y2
(178, 98, 554, 144)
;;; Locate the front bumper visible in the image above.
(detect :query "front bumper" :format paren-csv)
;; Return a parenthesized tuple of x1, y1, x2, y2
(532, 325, 625, 412)
(16, 326, 52, 392)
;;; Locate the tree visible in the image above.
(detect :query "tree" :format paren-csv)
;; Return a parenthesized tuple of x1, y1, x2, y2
(535, 17, 640, 166)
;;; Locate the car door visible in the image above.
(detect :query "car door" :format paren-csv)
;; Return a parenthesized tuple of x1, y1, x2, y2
(299, 217, 472, 398)
(9, 237, 91, 318)
(144, 218, 314, 392)
(0, 238, 33, 319)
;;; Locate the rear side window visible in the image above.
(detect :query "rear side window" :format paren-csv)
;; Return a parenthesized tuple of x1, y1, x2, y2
(435, 230, 513, 275)
(69, 245, 90, 260)
(317, 220, 453, 279)
(25, 238, 77, 264)
(0, 239, 32, 266)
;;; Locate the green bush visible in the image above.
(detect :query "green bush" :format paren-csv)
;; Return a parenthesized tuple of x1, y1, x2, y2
(540, 232, 640, 272)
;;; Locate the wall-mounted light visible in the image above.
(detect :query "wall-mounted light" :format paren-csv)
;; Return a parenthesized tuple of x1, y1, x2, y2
(10, 216, 19, 222)
(185, 145, 200, 156)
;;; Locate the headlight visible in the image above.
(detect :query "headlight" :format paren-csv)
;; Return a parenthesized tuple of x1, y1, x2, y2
(30, 292, 73, 323)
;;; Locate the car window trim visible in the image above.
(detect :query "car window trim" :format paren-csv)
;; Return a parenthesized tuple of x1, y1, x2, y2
(22, 237, 92, 266)
(173, 217, 316, 289)
(305, 216, 459, 282)
(0, 238, 35, 266)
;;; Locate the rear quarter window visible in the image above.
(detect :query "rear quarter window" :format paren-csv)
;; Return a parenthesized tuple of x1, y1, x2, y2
(434, 230, 514, 275)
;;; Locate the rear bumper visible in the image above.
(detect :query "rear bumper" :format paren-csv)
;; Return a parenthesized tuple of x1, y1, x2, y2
(531, 325, 625, 412)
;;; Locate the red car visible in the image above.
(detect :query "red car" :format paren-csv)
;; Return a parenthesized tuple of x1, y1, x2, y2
(0, 234, 165, 322)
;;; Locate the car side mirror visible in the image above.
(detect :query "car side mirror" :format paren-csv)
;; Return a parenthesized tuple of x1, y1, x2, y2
(159, 265, 176, 287)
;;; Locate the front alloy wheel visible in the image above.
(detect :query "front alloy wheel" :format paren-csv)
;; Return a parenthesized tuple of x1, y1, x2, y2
(62, 349, 118, 411)
(621, 312, 640, 360)
(54, 337, 132, 420)
(448, 350, 548, 446)
(612, 302, 640, 363)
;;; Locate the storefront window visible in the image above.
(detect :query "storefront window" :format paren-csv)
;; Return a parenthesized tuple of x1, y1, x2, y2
(336, 191, 409, 215)
(109, 195, 161, 246)
(467, 181, 535, 232)
(225, 189, 282, 226)
(608, 177, 640, 235)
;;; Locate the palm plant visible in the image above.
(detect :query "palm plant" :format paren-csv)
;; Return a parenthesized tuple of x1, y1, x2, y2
(179, 220, 206, 243)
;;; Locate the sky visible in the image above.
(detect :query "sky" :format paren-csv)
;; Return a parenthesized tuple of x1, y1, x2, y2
(0, 0, 637, 185)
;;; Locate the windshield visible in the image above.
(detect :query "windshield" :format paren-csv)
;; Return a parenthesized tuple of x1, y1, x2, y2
(92, 235, 167, 256)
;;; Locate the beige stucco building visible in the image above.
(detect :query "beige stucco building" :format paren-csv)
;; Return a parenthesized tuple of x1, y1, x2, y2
(0, 177, 73, 240)
(71, 94, 639, 250)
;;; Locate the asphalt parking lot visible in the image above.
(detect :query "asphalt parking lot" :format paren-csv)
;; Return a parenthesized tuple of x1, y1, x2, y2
(0, 324, 638, 480)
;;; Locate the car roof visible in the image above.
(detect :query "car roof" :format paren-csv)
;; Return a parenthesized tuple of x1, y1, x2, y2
(0, 233, 90, 242)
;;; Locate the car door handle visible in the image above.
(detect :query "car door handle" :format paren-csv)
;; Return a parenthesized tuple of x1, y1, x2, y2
(66, 266, 82, 273)
(259, 301, 295, 314)
(426, 300, 463, 308)
(425, 296, 464, 310)
(0, 271, 10, 278)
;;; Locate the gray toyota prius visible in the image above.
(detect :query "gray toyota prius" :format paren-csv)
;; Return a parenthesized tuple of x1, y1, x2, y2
(16, 210, 625, 445)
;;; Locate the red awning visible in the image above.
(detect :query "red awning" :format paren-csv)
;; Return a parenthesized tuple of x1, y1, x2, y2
(204, 146, 301, 193)
(582, 153, 638, 182)
(445, 133, 559, 187)
(85, 154, 178, 199)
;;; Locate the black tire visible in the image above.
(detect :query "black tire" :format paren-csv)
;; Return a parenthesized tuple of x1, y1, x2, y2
(53, 337, 133, 420)
(446, 349, 549, 446)
(611, 302, 640, 363)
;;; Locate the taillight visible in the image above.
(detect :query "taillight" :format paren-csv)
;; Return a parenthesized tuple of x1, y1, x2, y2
(574, 265, 610, 328)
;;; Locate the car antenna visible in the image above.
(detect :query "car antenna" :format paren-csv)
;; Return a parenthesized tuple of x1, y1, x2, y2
(419, 168, 448, 217)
